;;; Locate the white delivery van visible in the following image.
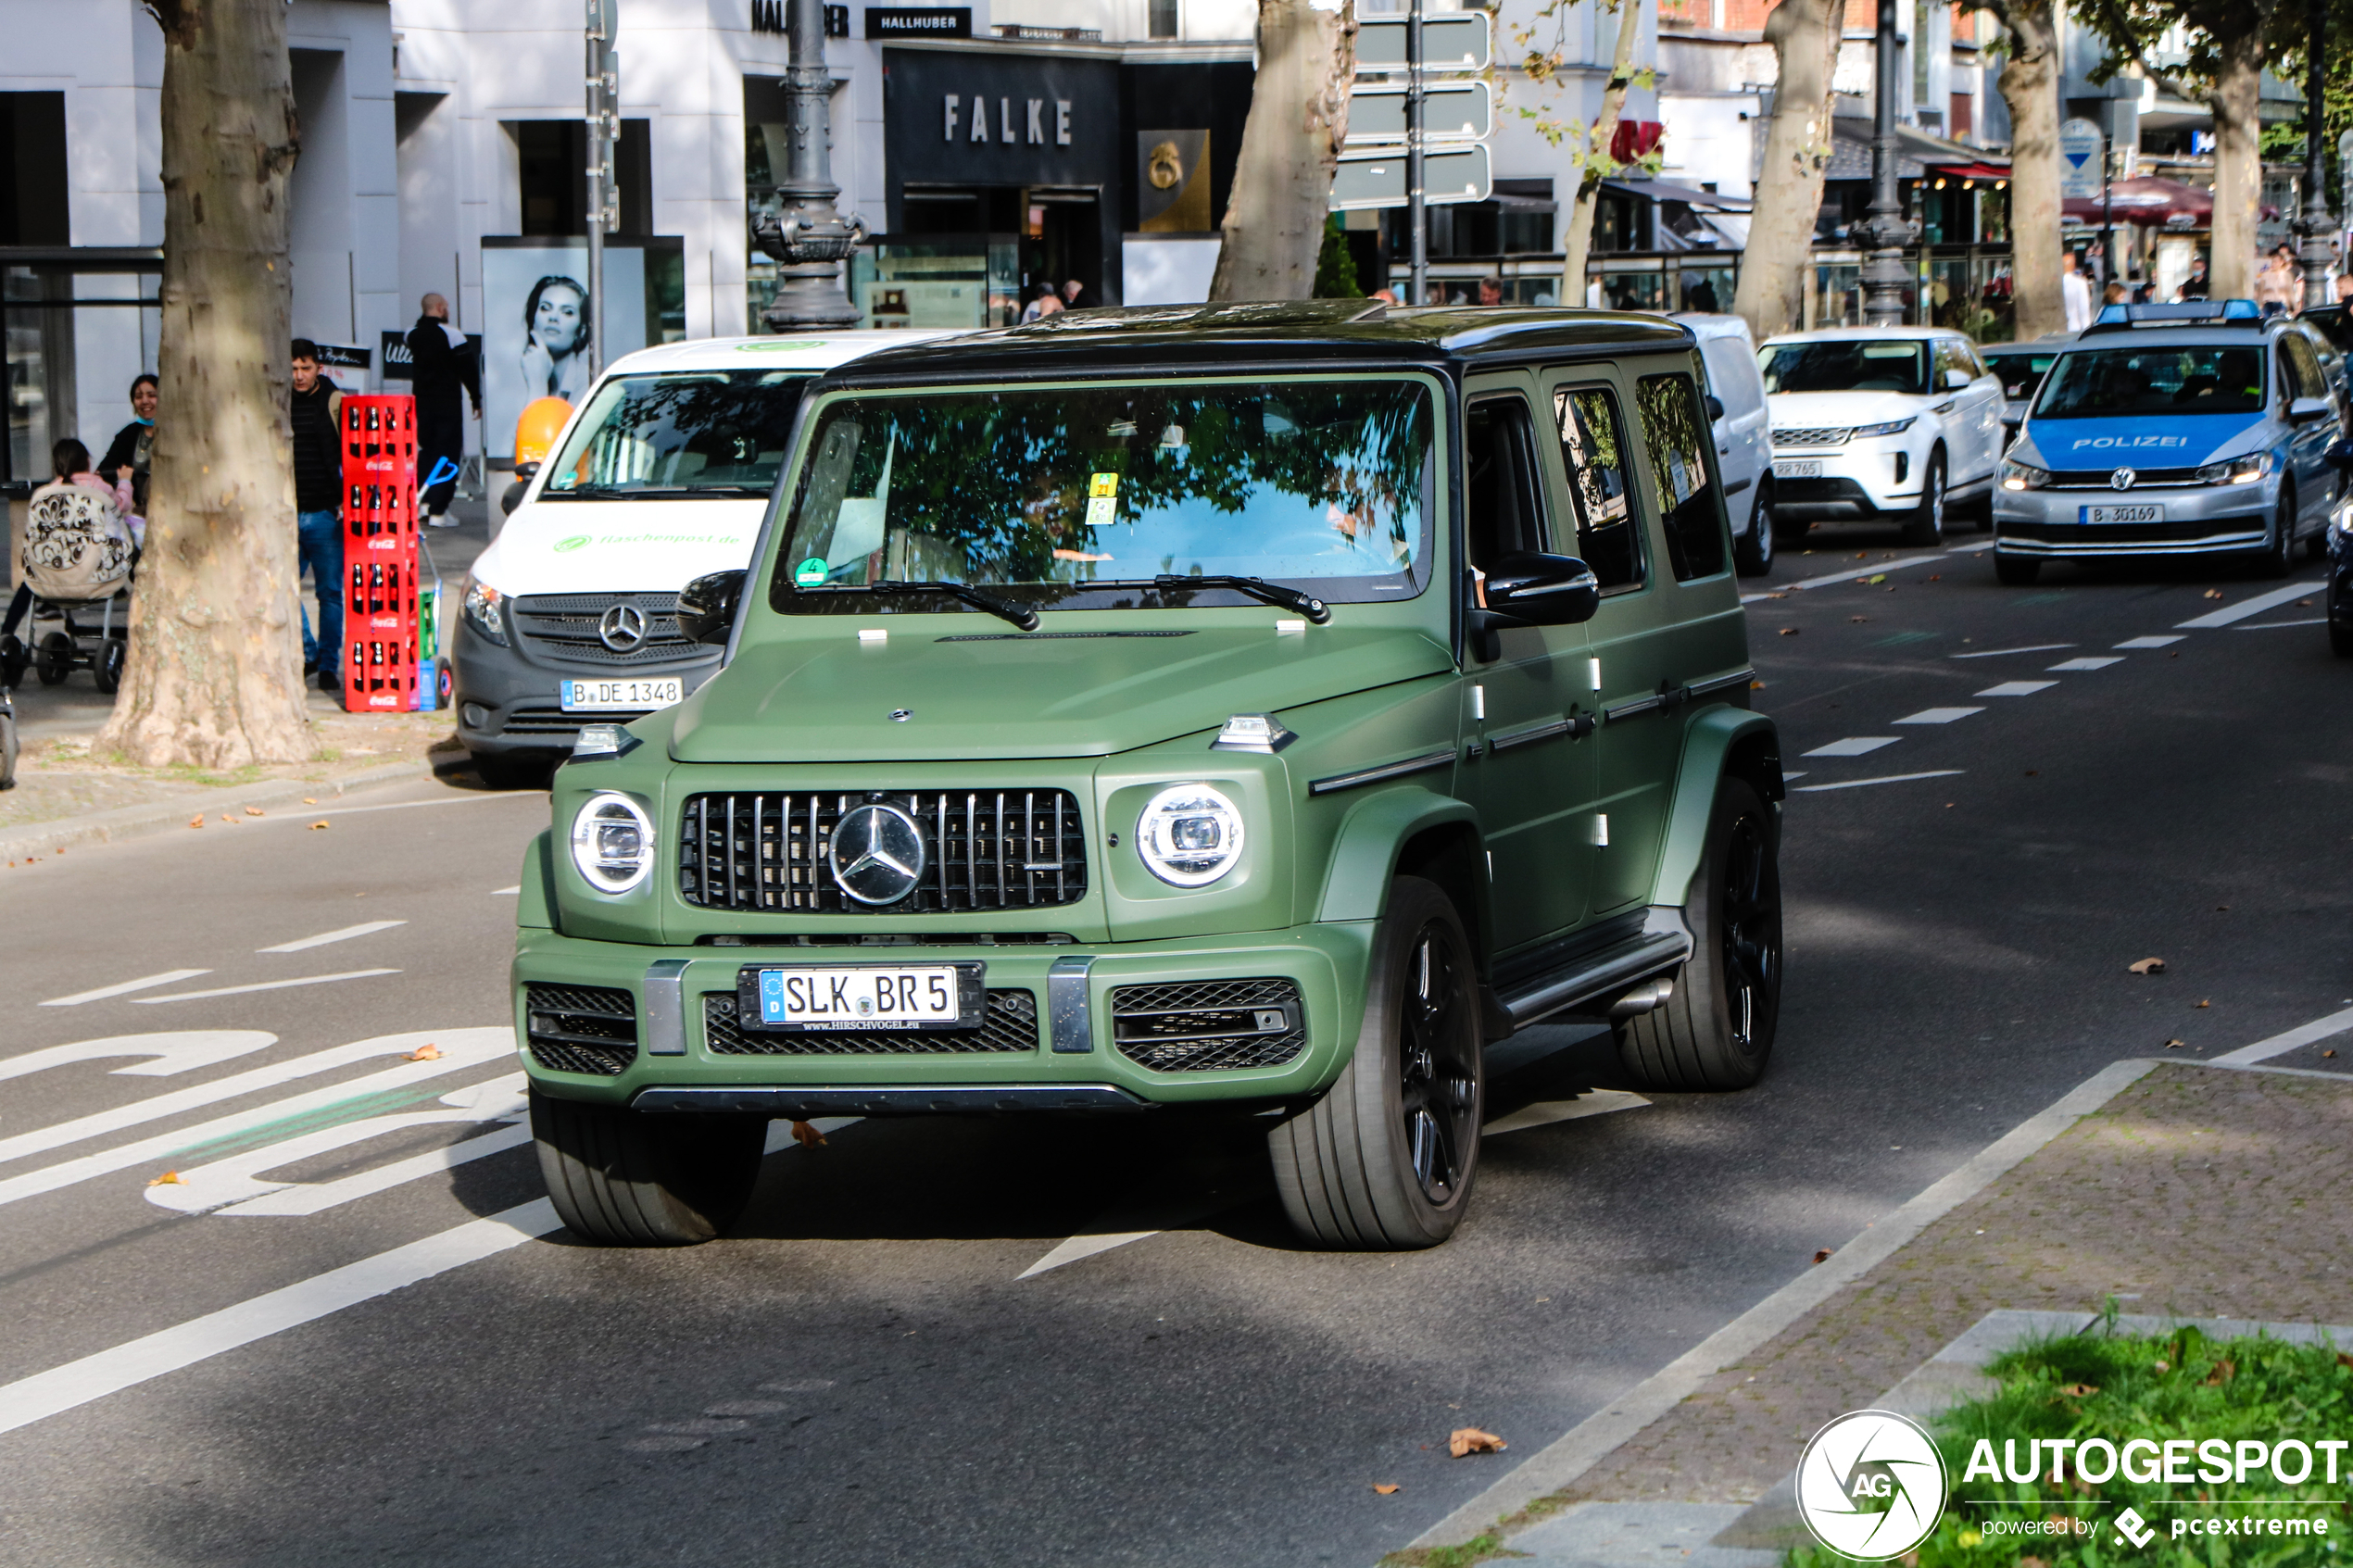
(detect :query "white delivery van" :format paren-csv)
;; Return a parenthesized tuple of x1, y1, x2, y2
(1671, 312, 1775, 575)
(453, 332, 947, 785)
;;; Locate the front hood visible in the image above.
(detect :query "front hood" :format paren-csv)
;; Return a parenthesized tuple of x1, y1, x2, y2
(469, 497, 767, 595)
(669, 623, 1455, 762)
(1767, 390, 1929, 427)
(2018, 412, 2271, 470)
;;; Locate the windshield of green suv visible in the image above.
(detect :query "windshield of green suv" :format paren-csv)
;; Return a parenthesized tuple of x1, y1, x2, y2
(1757, 340, 1929, 396)
(2032, 345, 2267, 419)
(769, 379, 1433, 609)
(540, 370, 811, 497)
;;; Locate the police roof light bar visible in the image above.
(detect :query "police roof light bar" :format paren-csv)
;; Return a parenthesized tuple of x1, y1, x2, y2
(2082, 298, 2265, 334)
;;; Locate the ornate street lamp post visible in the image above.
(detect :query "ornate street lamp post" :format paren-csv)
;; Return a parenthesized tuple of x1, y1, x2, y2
(2295, 0, 2335, 310)
(1856, 0, 1919, 324)
(757, 0, 867, 329)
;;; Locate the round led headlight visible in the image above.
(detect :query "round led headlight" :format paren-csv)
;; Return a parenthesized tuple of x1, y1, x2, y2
(570, 791, 654, 894)
(1137, 784, 1245, 888)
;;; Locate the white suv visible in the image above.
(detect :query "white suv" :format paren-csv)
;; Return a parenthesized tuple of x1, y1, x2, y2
(1756, 326, 2005, 546)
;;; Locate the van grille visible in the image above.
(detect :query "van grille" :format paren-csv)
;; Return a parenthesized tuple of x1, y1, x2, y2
(524, 983, 637, 1075)
(1111, 978, 1307, 1072)
(678, 790, 1088, 913)
(701, 990, 1038, 1054)
(510, 593, 710, 667)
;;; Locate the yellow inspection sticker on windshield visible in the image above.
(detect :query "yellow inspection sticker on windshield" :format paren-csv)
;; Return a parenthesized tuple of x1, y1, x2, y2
(1088, 472, 1120, 497)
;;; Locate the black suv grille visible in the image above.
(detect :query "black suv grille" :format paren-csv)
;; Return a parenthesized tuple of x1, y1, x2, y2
(1111, 979, 1306, 1072)
(702, 990, 1038, 1054)
(524, 983, 637, 1075)
(679, 791, 1088, 913)
(510, 593, 709, 667)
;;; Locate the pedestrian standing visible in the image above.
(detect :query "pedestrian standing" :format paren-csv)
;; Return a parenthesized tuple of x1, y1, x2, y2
(290, 339, 345, 695)
(97, 373, 157, 519)
(2060, 251, 2094, 332)
(407, 293, 479, 528)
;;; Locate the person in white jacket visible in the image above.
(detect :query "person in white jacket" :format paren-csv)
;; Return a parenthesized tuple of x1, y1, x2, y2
(2061, 251, 2094, 332)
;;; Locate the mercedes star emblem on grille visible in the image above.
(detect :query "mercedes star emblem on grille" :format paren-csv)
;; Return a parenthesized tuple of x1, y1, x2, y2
(2110, 468, 2136, 491)
(598, 603, 648, 652)
(829, 803, 926, 905)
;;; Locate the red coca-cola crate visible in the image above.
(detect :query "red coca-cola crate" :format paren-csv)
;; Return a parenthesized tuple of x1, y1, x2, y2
(337, 395, 420, 710)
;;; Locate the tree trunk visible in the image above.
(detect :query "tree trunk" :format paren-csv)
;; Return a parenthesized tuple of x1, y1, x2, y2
(1993, 0, 2064, 338)
(1731, 0, 1843, 342)
(2208, 27, 2264, 302)
(1209, 0, 1355, 301)
(1561, 0, 1642, 302)
(100, 0, 313, 769)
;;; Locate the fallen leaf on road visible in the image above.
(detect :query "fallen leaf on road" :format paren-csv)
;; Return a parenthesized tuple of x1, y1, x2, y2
(1751, 680, 1766, 690)
(1372, 1484, 1401, 1495)
(1855, 551, 1869, 559)
(2299, 599, 2313, 608)
(147, 1172, 183, 1186)
(2060, 1383, 2099, 1398)
(1813, 1248, 1832, 1263)
(2325, 1049, 2338, 1059)
(1766, 592, 1789, 599)
(1927, 574, 1942, 582)
(309, 821, 330, 831)
(2165, 1040, 2184, 1049)
(220, 815, 238, 825)
(2195, 999, 2209, 1008)
(404, 1044, 442, 1061)
(1865, 573, 1887, 583)
(2128, 958, 2165, 975)
(1779, 627, 1800, 636)
(187, 815, 204, 830)
(1851, 616, 1869, 623)
(1449, 1429, 1507, 1458)
(244, 807, 265, 817)
(303, 797, 317, 805)
(2203, 589, 2224, 599)
(789, 1120, 826, 1148)
(2216, 905, 2230, 911)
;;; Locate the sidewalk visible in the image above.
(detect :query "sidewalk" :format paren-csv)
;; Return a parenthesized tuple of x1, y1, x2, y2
(1391, 1059, 2353, 1564)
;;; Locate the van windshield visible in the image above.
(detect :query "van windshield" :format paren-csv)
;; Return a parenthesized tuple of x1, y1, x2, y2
(769, 378, 1433, 611)
(540, 370, 811, 498)
(2032, 345, 2268, 419)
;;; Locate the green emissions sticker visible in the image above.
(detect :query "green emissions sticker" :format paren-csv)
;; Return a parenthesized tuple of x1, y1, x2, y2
(553, 534, 591, 553)
(795, 557, 829, 584)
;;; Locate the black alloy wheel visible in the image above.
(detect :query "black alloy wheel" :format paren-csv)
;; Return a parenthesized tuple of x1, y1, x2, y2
(1396, 920, 1479, 1207)
(1717, 806, 1780, 1061)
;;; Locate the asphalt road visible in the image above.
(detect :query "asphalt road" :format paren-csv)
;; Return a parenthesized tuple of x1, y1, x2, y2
(3, 518, 2350, 1567)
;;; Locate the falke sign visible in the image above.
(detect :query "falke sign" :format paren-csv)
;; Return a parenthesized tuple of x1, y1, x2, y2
(881, 47, 1115, 189)
(943, 93, 1073, 146)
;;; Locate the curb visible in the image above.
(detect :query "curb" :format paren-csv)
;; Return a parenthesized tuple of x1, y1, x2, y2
(0, 759, 437, 860)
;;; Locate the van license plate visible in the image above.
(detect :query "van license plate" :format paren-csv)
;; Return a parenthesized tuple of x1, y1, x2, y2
(741, 964, 980, 1032)
(1773, 459, 1823, 479)
(560, 677, 684, 711)
(2081, 504, 2163, 525)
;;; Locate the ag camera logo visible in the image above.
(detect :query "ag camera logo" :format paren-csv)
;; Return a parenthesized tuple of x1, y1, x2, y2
(1796, 1410, 1950, 1560)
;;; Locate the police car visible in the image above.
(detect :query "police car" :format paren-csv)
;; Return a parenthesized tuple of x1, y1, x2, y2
(1993, 299, 2345, 585)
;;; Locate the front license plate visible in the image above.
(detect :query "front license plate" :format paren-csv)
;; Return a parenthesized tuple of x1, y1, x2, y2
(560, 677, 684, 711)
(738, 962, 984, 1032)
(2081, 504, 2164, 525)
(1773, 459, 1824, 479)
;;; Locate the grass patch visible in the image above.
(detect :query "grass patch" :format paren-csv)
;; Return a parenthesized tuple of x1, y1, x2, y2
(1786, 1317, 2353, 1566)
(1378, 1533, 1528, 1567)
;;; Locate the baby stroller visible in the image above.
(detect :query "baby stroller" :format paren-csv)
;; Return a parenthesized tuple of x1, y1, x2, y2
(0, 483, 136, 694)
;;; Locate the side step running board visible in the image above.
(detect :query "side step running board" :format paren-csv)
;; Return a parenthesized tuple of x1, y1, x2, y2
(1492, 907, 1693, 1031)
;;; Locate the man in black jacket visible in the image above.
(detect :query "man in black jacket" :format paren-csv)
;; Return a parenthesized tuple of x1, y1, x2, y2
(405, 293, 479, 527)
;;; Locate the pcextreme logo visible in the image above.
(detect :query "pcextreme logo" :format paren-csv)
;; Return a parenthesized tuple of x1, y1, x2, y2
(1795, 1410, 1951, 1561)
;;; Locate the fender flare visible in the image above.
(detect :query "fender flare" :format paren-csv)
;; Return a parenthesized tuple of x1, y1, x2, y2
(518, 830, 557, 932)
(1315, 785, 1484, 926)
(1648, 707, 1782, 910)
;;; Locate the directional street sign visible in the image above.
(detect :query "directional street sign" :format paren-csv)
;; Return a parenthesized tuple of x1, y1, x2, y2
(1354, 12, 1490, 72)
(1346, 80, 1491, 144)
(1330, 144, 1492, 210)
(2059, 118, 2104, 202)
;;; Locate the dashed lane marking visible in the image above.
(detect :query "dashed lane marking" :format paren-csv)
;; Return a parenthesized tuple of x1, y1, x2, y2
(1017, 1230, 1164, 1280)
(1975, 681, 2057, 697)
(41, 971, 211, 1008)
(1894, 707, 1983, 725)
(1739, 541, 1998, 603)
(257, 921, 407, 955)
(1949, 643, 2074, 659)
(1793, 770, 1965, 793)
(0, 1032, 277, 1086)
(131, 970, 401, 1004)
(2115, 635, 2183, 649)
(2046, 656, 2123, 671)
(1801, 737, 1901, 758)
(1482, 1089, 1650, 1135)
(290, 795, 540, 819)
(2232, 617, 2328, 630)
(2175, 581, 2324, 629)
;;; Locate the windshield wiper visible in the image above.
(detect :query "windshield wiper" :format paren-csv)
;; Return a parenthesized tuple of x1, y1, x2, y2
(866, 579, 1040, 632)
(1150, 574, 1331, 624)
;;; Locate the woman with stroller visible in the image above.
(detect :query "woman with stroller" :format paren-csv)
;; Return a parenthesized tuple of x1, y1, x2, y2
(0, 439, 138, 683)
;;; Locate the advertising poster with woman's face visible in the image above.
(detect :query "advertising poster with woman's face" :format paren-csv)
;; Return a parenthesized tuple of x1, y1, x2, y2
(481, 242, 647, 459)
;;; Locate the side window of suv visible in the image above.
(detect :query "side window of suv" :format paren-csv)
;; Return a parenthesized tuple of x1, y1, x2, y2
(1464, 396, 1551, 575)
(2284, 333, 2328, 401)
(1634, 372, 1727, 582)
(1553, 385, 1643, 590)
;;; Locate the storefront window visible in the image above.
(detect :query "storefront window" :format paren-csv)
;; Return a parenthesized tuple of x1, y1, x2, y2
(848, 241, 1020, 330)
(3, 262, 160, 492)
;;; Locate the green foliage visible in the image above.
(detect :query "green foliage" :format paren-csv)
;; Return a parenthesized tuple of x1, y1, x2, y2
(1315, 214, 1363, 300)
(1378, 1534, 1529, 1567)
(1783, 1327, 2353, 1568)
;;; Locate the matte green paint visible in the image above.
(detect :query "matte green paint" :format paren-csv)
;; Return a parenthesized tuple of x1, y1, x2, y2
(1647, 706, 1780, 910)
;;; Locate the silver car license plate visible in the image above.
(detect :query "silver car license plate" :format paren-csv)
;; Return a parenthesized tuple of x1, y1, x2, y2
(560, 677, 685, 711)
(738, 962, 985, 1032)
(2080, 504, 2163, 524)
(1773, 459, 1824, 479)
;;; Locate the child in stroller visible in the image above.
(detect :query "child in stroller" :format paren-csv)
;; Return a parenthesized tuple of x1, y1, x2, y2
(0, 438, 140, 694)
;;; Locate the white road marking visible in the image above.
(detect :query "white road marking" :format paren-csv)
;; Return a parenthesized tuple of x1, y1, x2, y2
(0, 1029, 514, 1203)
(1738, 542, 1997, 603)
(257, 920, 407, 954)
(1801, 736, 1901, 758)
(1948, 643, 2074, 659)
(760, 1115, 861, 1154)
(1894, 707, 1983, 725)
(1482, 1090, 1649, 1135)
(147, 1075, 530, 1216)
(0, 1198, 561, 1437)
(1975, 680, 2057, 697)
(1017, 1231, 1163, 1279)
(2209, 1004, 2353, 1067)
(1780, 771, 1807, 781)
(2232, 617, 2328, 630)
(490, 886, 521, 896)
(1793, 770, 1965, 793)
(295, 795, 536, 818)
(2175, 582, 2323, 629)
(0, 1032, 276, 1086)
(41, 971, 211, 1008)
(132, 969, 401, 1004)
(2046, 656, 2122, 671)
(2115, 635, 2183, 649)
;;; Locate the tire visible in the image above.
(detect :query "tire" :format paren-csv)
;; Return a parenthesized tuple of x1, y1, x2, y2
(474, 753, 553, 790)
(2332, 621, 2353, 658)
(0, 634, 25, 690)
(1268, 875, 1484, 1249)
(1733, 486, 1776, 577)
(34, 632, 71, 686)
(93, 638, 124, 696)
(2259, 484, 2296, 578)
(0, 703, 16, 791)
(1617, 777, 1782, 1092)
(1994, 552, 2042, 585)
(1899, 448, 1947, 546)
(530, 1088, 766, 1246)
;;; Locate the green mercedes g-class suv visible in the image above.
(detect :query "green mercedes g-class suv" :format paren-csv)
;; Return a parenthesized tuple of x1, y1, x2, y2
(513, 303, 1784, 1251)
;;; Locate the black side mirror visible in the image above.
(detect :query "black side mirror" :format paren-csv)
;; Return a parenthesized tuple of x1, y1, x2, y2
(677, 569, 746, 646)
(515, 461, 541, 480)
(2326, 438, 2353, 472)
(1487, 552, 1601, 625)
(1705, 394, 1725, 421)
(498, 480, 527, 517)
